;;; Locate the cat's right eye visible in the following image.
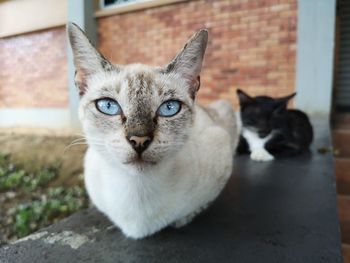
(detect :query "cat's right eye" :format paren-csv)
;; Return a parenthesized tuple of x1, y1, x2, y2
(95, 98, 121, 116)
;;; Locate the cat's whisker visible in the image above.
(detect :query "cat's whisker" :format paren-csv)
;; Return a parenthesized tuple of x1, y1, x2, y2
(69, 138, 87, 144)
(69, 135, 104, 145)
(65, 135, 105, 152)
(71, 141, 105, 147)
(71, 136, 85, 140)
(64, 140, 107, 154)
(64, 142, 87, 153)
(65, 137, 89, 149)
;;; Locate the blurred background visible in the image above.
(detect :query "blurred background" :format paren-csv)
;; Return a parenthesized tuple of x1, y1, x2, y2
(0, 0, 337, 131)
(1, 0, 349, 261)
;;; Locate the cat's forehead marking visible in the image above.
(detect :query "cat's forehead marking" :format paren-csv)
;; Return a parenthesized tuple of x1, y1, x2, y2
(126, 71, 155, 98)
(163, 89, 176, 98)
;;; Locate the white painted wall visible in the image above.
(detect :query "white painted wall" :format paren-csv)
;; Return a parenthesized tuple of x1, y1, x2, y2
(295, 0, 336, 116)
(0, 109, 70, 129)
(0, 0, 67, 38)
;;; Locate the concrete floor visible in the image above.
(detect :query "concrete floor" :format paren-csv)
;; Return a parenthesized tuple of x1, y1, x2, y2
(0, 117, 343, 263)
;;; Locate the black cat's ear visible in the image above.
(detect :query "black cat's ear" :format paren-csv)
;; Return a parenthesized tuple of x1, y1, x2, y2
(237, 89, 254, 105)
(275, 92, 296, 107)
(164, 29, 208, 99)
(67, 22, 115, 96)
(274, 92, 296, 112)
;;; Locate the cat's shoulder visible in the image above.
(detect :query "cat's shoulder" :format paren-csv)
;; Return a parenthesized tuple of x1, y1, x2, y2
(286, 109, 311, 120)
(195, 104, 215, 123)
(197, 100, 235, 122)
(194, 101, 238, 147)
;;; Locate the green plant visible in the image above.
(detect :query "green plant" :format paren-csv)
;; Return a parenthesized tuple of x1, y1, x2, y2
(0, 153, 89, 241)
(0, 155, 59, 191)
(13, 186, 88, 237)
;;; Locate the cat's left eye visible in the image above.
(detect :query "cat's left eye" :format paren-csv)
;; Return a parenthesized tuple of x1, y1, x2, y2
(157, 100, 181, 117)
(96, 98, 121, 116)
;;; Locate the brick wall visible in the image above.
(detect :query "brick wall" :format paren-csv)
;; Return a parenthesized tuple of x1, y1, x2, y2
(0, 27, 68, 108)
(0, 0, 297, 110)
(98, 0, 297, 107)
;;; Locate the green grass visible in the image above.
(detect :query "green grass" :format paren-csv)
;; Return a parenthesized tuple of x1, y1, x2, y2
(0, 153, 89, 242)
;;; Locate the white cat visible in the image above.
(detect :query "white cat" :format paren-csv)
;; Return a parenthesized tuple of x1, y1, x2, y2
(67, 23, 239, 239)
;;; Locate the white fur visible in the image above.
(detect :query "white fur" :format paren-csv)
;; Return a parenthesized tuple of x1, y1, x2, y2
(68, 24, 238, 239)
(84, 104, 237, 239)
(242, 128, 274, 162)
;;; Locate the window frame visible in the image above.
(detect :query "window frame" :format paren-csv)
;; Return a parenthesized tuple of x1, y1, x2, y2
(95, 0, 187, 18)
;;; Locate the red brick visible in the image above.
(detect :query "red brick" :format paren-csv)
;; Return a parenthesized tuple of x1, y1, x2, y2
(89, 0, 292, 106)
(0, 0, 297, 109)
(0, 27, 68, 108)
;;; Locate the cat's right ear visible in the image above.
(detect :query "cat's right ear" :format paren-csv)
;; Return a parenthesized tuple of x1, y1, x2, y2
(237, 89, 254, 105)
(67, 22, 114, 96)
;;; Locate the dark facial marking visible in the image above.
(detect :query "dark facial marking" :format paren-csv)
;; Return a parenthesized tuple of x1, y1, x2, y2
(74, 70, 86, 96)
(124, 73, 156, 138)
(163, 89, 176, 98)
(164, 61, 175, 74)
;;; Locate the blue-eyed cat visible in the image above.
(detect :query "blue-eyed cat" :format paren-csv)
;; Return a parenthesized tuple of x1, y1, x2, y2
(236, 89, 313, 162)
(67, 23, 239, 239)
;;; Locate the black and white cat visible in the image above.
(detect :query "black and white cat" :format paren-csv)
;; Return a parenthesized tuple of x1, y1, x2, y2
(236, 89, 313, 161)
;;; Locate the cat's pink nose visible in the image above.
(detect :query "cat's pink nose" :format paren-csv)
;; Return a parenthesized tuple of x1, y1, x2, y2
(127, 135, 152, 155)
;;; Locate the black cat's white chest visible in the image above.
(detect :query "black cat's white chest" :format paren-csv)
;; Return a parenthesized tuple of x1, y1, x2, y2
(242, 128, 272, 151)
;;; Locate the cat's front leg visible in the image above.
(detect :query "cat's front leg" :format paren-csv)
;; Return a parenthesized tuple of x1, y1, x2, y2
(250, 148, 274, 162)
(242, 129, 274, 162)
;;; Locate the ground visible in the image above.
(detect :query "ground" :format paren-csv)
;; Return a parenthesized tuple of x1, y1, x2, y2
(0, 132, 88, 244)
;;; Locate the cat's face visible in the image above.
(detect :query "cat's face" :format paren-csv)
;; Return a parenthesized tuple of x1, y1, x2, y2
(68, 23, 208, 169)
(79, 65, 195, 167)
(237, 89, 296, 138)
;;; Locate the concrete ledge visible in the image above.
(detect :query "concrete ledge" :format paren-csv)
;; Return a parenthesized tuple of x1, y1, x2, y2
(0, 117, 343, 263)
(0, 108, 71, 130)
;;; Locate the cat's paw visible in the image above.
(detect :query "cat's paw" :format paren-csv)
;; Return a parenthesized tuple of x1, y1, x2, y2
(250, 149, 274, 162)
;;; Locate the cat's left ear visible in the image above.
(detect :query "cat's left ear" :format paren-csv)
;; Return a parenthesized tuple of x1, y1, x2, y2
(274, 92, 296, 110)
(164, 29, 208, 99)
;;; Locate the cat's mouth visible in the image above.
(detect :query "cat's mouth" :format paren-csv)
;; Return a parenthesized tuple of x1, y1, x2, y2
(123, 156, 157, 166)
